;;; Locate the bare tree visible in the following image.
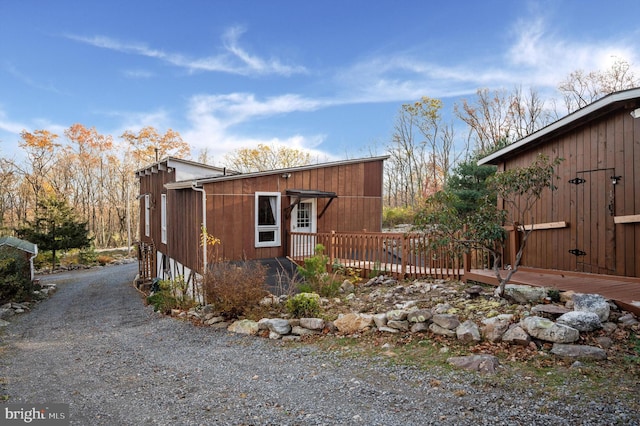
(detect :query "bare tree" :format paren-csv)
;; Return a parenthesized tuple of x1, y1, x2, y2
(558, 57, 639, 113)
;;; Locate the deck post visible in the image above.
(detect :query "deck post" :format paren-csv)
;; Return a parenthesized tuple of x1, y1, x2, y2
(328, 230, 336, 272)
(401, 234, 408, 278)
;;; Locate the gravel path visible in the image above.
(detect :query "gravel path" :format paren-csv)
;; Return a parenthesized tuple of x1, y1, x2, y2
(1, 263, 638, 425)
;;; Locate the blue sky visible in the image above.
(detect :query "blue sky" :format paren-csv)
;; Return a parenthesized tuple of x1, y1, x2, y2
(1, 0, 639, 165)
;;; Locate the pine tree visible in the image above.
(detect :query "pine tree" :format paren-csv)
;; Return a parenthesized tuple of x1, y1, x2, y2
(17, 196, 91, 272)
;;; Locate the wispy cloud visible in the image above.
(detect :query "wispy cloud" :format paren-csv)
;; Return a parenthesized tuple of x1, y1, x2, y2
(122, 69, 154, 79)
(4, 64, 66, 95)
(333, 15, 640, 105)
(183, 92, 335, 162)
(65, 26, 307, 77)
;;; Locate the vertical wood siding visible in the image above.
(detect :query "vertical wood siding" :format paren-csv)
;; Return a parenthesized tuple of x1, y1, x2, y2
(202, 159, 384, 262)
(501, 109, 639, 277)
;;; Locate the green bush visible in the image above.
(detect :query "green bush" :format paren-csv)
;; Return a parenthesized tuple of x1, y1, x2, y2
(297, 244, 341, 297)
(146, 276, 195, 313)
(0, 248, 35, 303)
(285, 293, 321, 318)
(146, 292, 179, 314)
(382, 206, 414, 228)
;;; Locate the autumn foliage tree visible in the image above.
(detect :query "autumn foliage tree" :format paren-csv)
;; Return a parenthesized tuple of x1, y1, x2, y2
(121, 126, 191, 169)
(224, 143, 311, 172)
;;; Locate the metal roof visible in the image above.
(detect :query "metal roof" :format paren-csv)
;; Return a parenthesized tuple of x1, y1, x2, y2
(478, 87, 640, 165)
(0, 236, 38, 254)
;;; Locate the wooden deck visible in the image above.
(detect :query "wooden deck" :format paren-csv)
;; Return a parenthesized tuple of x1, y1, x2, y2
(465, 267, 640, 316)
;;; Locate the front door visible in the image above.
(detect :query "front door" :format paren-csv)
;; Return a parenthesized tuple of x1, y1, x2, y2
(291, 199, 317, 257)
(572, 169, 616, 274)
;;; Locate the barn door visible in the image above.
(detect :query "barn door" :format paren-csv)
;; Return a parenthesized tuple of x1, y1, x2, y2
(571, 169, 616, 274)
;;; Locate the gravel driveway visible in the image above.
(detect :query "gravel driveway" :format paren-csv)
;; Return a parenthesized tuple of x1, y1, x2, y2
(1, 263, 638, 425)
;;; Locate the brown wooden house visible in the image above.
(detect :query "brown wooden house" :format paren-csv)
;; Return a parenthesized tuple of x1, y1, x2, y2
(478, 87, 640, 279)
(136, 156, 387, 286)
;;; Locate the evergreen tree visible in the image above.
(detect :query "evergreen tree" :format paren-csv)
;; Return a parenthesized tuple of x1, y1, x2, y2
(444, 159, 497, 216)
(17, 196, 91, 272)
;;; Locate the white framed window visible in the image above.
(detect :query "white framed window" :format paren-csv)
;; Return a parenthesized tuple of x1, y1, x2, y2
(255, 192, 281, 247)
(144, 194, 150, 237)
(160, 193, 167, 244)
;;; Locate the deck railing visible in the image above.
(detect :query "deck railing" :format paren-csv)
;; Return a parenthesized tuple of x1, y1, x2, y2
(289, 231, 467, 280)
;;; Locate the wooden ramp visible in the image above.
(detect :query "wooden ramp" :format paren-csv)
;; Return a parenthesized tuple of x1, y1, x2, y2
(465, 268, 640, 316)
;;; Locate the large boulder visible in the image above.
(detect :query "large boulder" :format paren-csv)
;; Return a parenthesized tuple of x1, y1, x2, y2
(299, 317, 325, 331)
(228, 319, 259, 335)
(550, 344, 607, 360)
(503, 284, 547, 304)
(481, 314, 514, 342)
(522, 316, 579, 343)
(263, 318, 292, 335)
(572, 293, 610, 322)
(501, 325, 531, 346)
(431, 314, 460, 330)
(407, 309, 433, 323)
(334, 313, 373, 334)
(456, 320, 481, 343)
(447, 354, 501, 374)
(556, 311, 602, 332)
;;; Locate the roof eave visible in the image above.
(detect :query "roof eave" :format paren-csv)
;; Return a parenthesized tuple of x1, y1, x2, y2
(478, 88, 640, 165)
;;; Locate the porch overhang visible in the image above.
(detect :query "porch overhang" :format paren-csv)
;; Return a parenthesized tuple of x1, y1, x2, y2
(285, 189, 337, 219)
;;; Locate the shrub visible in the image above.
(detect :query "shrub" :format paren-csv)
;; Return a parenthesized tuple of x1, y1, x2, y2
(146, 276, 194, 313)
(0, 247, 35, 303)
(383, 206, 414, 228)
(297, 245, 341, 297)
(285, 293, 321, 318)
(202, 260, 268, 319)
(146, 292, 179, 314)
(95, 254, 114, 265)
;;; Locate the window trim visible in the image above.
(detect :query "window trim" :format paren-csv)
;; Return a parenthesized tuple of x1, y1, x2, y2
(160, 193, 167, 244)
(255, 192, 281, 248)
(144, 194, 150, 237)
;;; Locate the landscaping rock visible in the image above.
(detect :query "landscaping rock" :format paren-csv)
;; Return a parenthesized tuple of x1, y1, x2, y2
(340, 280, 355, 294)
(227, 319, 259, 335)
(291, 326, 321, 336)
(204, 316, 225, 326)
(556, 311, 602, 332)
(503, 284, 547, 304)
(410, 322, 430, 333)
(0, 319, 10, 327)
(447, 354, 501, 374)
(264, 318, 291, 335)
(522, 316, 579, 343)
(618, 313, 639, 328)
(406, 309, 432, 323)
(550, 343, 607, 360)
(386, 320, 409, 332)
(501, 325, 531, 346)
(333, 313, 373, 334)
(531, 304, 571, 318)
(299, 317, 325, 331)
(429, 323, 456, 337)
(373, 313, 387, 328)
(386, 309, 408, 321)
(481, 314, 513, 342)
(456, 320, 481, 343)
(431, 314, 460, 330)
(573, 293, 610, 321)
(378, 326, 400, 334)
